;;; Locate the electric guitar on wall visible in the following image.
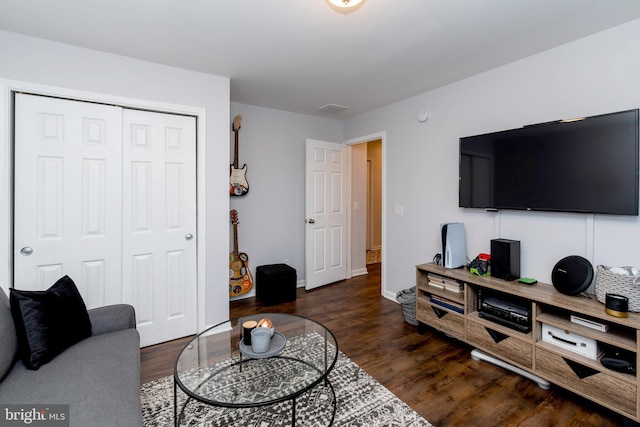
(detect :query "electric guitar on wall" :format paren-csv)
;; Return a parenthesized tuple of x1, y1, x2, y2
(229, 209, 253, 297)
(230, 114, 249, 196)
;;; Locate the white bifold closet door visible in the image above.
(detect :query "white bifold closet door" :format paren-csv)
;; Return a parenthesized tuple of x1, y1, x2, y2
(13, 93, 197, 347)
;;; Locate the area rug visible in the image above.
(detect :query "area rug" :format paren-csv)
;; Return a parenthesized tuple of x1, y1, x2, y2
(141, 349, 432, 426)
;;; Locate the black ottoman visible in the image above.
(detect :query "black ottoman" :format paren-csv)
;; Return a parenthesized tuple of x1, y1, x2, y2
(256, 264, 297, 306)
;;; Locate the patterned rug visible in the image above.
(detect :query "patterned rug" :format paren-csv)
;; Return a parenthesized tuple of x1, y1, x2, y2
(141, 346, 432, 426)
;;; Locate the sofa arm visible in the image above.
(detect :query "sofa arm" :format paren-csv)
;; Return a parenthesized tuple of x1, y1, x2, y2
(88, 304, 137, 336)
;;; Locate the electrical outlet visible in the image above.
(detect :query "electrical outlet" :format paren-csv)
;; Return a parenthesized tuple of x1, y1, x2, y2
(394, 205, 404, 216)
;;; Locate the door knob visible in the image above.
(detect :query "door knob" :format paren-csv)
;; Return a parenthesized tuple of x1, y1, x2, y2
(185, 234, 194, 240)
(307, 219, 315, 224)
(20, 247, 33, 256)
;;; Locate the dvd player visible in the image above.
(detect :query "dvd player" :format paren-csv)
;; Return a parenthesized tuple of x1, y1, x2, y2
(478, 289, 532, 333)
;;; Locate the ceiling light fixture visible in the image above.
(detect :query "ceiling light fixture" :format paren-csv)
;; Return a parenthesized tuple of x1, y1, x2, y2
(326, 0, 365, 14)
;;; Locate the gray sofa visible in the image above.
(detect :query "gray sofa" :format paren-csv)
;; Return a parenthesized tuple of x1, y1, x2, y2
(0, 288, 143, 427)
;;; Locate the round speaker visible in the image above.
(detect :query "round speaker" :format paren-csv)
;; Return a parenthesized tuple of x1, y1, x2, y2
(551, 255, 594, 296)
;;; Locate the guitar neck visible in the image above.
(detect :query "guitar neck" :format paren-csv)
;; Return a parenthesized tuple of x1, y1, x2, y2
(232, 223, 239, 256)
(233, 130, 239, 168)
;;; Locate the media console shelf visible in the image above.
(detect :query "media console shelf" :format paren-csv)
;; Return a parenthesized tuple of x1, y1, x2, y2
(416, 262, 640, 421)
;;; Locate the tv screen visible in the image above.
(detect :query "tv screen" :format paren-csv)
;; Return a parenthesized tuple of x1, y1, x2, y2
(459, 109, 639, 216)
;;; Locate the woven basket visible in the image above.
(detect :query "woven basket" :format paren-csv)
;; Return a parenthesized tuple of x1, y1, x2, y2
(595, 265, 640, 312)
(396, 287, 418, 326)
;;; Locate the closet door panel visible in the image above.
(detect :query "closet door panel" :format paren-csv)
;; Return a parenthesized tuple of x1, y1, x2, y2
(14, 94, 122, 309)
(122, 109, 197, 346)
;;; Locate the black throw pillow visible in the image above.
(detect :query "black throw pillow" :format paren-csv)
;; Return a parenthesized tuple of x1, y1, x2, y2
(10, 275, 92, 370)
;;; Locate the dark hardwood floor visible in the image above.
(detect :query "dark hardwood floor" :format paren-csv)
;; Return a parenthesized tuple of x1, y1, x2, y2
(140, 263, 627, 426)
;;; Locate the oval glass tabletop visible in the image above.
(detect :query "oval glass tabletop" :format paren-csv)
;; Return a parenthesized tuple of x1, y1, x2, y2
(174, 313, 339, 408)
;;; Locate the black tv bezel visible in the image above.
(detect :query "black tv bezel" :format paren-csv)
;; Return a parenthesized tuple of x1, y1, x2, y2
(458, 109, 640, 216)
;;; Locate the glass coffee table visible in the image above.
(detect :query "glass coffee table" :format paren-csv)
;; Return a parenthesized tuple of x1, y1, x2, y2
(174, 313, 339, 426)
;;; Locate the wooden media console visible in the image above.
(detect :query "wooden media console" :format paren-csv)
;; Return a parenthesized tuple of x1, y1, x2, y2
(416, 262, 640, 421)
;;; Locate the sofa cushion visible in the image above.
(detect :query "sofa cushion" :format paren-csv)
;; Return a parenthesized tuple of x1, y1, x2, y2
(0, 288, 17, 380)
(10, 275, 92, 370)
(0, 328, 142, 427)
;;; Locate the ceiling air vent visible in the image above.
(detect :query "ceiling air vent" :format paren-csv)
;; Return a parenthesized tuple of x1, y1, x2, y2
(317, 103, 350, 114)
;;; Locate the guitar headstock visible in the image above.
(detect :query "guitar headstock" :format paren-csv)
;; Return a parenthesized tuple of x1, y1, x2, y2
(230, 209, 239, 225)
(232, 115, 242, 131)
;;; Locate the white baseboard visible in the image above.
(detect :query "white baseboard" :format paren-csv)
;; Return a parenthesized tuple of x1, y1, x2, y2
(351, 268, 368, 277)
(383, 289, 398, 302)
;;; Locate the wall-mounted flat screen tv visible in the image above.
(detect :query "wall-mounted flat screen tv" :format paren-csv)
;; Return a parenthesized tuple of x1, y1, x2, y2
(459, 109, 639, 216)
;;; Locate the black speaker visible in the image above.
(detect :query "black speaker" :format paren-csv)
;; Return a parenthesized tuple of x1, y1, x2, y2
(490, 239, 520, 281)
(551, 255, 593, 296)
(605, 293, 629, 318)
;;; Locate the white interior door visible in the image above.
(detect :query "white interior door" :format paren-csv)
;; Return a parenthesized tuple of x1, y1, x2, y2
(122, 109, 197, 346)
(305, 139, 348, 290)
(13, 93, 197, 347)
(14, 94, 124, 305)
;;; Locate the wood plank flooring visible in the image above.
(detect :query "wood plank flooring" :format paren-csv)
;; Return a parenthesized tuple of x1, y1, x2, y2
(140, 263, 628, 426)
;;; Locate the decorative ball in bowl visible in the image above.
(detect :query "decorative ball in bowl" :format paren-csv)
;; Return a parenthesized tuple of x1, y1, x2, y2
(257, 317, 275, 337)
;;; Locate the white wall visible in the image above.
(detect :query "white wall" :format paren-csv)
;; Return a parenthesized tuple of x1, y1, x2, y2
(6, 17, 639, 313)
(344, 19, 640, 296)
(0, 30, 230, 327)
(228, 102, 343, 298)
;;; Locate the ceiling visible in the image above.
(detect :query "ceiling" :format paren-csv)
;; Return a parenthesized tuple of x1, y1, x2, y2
(1, 0, 640, 118)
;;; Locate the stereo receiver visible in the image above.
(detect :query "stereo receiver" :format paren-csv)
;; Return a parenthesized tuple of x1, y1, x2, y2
(478, 289, 532, 333)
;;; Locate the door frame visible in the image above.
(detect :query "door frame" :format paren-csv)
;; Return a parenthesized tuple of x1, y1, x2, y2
(344, 131, 388, 298)
(0, 79, 208, 334)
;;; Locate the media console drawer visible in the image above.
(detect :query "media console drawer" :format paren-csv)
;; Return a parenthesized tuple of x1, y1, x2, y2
(466, 319, 533, 369)
(417, 298, 464, 340)
(535, 346, 636, 416)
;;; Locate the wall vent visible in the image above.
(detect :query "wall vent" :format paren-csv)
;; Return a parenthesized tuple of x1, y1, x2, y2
(317, 103, 350, 114)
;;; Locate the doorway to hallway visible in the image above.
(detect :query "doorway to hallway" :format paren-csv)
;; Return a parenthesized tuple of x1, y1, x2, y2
(350, 137, 382, 279)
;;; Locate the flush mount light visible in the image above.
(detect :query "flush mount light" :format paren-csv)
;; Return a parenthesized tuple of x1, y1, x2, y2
(326, 0, 366, 14)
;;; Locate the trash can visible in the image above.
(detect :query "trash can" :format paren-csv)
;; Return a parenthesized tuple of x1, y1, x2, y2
(396, 287, 419, 326)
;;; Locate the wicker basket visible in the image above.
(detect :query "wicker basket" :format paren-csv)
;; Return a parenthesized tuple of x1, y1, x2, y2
(595, 265, 640, 312)
(396, 287, 418, 326)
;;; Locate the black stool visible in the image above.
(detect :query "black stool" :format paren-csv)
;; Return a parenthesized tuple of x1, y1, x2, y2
(256, 264, 297, 306)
